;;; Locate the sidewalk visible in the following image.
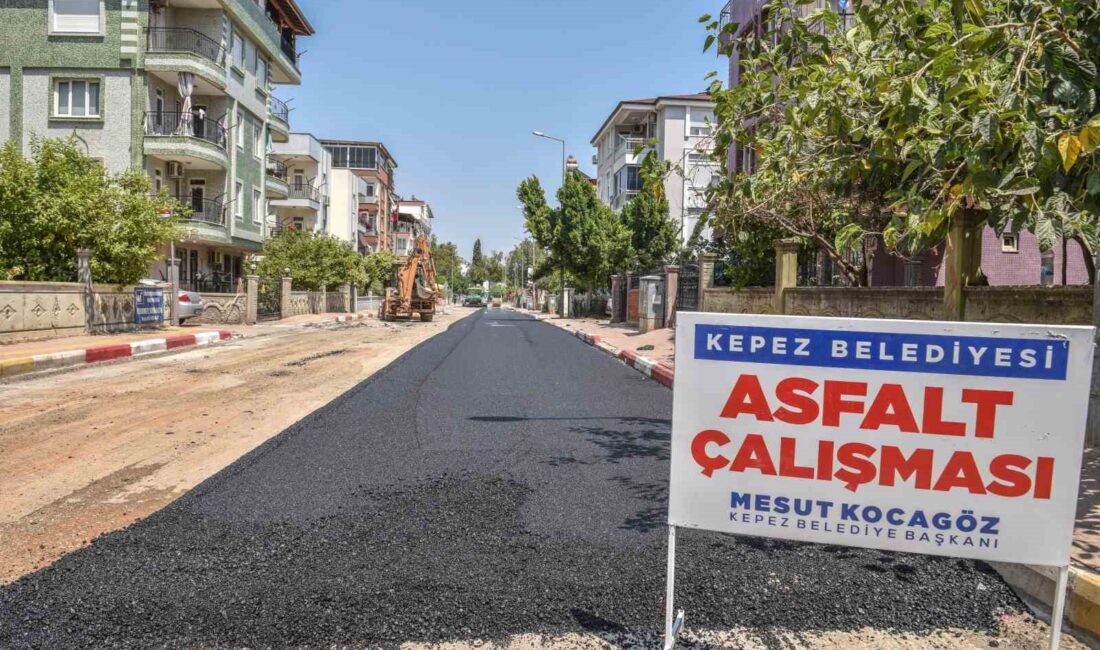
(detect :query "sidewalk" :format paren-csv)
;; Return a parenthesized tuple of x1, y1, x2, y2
(0, 327, 233, 378)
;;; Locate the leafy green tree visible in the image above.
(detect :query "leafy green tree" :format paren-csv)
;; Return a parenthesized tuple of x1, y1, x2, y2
(518, 171, 629, 291)
(430, 236, 467, 292)
(256, 230, 366, 290)
(703, 0, 1100, 284)
(362, 250, 398, 293)
(621, 152, 681, 272)
(0, 138, 180, 284)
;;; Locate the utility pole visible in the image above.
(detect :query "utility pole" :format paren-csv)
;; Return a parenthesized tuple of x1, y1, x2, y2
(533, 130, 566, 317)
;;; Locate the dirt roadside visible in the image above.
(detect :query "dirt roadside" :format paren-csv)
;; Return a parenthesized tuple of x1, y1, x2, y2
(0, 308, 476, 585)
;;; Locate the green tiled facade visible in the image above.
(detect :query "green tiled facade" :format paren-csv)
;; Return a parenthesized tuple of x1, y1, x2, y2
(0, 0, 311, 288)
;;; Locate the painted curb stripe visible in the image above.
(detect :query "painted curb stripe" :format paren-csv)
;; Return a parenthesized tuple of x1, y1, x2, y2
(85, 344, 132, 364)
(130, 338, 168, 356)
(0, 330, 236, 380)
(0, 357, 35, 378)
(33, 350, 85, 372)
(165, 334, 197, 349)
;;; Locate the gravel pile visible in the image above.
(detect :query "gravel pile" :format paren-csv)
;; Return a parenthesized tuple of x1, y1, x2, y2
(0, 312, 1025, 648)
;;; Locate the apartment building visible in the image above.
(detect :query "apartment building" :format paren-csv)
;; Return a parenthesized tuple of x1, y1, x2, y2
(394, 198, 433, 257)
(0, 0, 314, 292)
(329, 168, 371, 248)
(268, 132, 329, 236)
(720, 0, 1089, 286)
(590, 93, 719, 243)
(319, 139, 398, 254)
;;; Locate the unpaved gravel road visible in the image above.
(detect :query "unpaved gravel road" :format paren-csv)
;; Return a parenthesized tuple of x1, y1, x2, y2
(0, 308, 1089, 649)
(0, 308, 475, 585)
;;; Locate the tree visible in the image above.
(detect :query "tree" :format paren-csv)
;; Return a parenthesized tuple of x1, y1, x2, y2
(471, 238, 483, 267)
(0, 137, 180, 284)
(362, 250, 398, 293)
(703, 0, 1100, 284)
(621, 152, 681, 272)
(517, 171, 629, 291)
(256, 230, 365, 290)
(430, 236, 467, 292)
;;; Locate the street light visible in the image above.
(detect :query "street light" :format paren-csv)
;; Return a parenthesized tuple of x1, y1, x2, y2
(532, 130, 567, 315)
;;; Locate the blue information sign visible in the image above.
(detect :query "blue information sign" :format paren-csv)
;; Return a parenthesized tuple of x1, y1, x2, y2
(133, 286, 165, 325)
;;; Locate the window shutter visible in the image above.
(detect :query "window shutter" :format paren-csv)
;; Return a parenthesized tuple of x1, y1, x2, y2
(53, 0, 100, 33)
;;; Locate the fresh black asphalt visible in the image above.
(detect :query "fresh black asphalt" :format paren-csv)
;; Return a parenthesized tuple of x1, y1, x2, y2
(0, 309, 1023, 648)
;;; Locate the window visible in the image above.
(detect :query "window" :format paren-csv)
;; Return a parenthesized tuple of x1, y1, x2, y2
(50, 0, 102, 35)
(153, 168, 162, 193)
(365, 183, 376, 197)
(1002, 233, 1020, 254)
(689, 126, 712, 137)
(54, 79, 100, 118)
(247, 40, 258, 75)
(232, 30, 244, 69)
(323, 144, 377, 169)
(256, 57, 268, 90)
(252, 188, 262, 223)
(236, 110, 245, 149)
(235, 180, 243, 220)
(253, 123, 262, 159)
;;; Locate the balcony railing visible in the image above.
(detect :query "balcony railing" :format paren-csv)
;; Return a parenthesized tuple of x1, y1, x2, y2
(269, 95, 290, 124)
(287, 184, 320, 202)
(266, 158, 287, 181)
(147, 28, 224, 66)
(171, 196, 225, 226)
(145, 112, 227, 150)
(280, 34, 299, 69)
(615, 136, 649, 157)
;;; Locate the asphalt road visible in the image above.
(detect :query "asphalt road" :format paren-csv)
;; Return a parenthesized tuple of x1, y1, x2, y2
(0, 309, 1023, 648)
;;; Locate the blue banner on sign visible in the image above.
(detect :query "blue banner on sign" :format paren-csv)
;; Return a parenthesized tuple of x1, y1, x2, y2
(133, 287, 165, 325)
(694, 324, 1069, 380)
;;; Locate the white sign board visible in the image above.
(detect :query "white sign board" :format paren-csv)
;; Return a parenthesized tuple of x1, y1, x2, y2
(670, 313, 1094, 567)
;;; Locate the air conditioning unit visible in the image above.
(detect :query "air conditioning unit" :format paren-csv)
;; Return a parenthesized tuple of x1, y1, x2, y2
(166, 161, 184, 178)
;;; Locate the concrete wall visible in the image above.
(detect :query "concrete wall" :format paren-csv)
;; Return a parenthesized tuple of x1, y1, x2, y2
(699, 284, 1093, 326)
(328, 169, 360, 245)
(21, 68, 135, 173)
(702, 286, 775, 314)
(0, 280, 161, 344)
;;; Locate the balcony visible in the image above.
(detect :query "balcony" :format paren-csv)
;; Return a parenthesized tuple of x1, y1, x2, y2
(288, 185, 319, 201)
(144, 112, 229, 170)
(148, 28, 223, 65)
(270, 183, 321, 212)
(172, 196, 225, 226)
(265, 158, 289, 197)
(269, 95, 290, 141)
(145, 28, 227, 92)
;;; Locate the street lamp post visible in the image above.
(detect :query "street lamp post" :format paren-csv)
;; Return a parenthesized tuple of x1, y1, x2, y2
(532, 130, 567, 317)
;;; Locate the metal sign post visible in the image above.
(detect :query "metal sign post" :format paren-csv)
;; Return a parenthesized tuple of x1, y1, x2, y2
(1048, 565, 1070, 650)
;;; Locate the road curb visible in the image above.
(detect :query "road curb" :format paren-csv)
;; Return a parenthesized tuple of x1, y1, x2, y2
(0, 330, 235, 380)
(991, 562, 1100, 644)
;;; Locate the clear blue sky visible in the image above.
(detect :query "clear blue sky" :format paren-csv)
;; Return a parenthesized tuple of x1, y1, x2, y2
(291, 0, 721, 260)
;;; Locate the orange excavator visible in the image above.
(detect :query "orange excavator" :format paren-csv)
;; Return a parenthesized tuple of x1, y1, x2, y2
(380, 236, 441, 322)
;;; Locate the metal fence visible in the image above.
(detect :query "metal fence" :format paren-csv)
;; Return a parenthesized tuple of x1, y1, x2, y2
(677, 264, 700, 311)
